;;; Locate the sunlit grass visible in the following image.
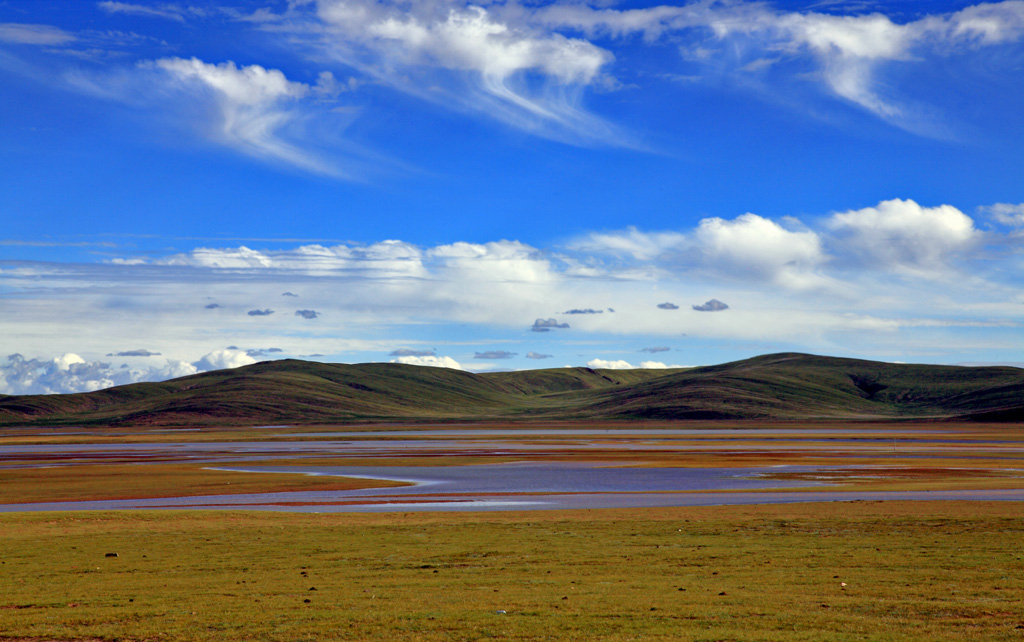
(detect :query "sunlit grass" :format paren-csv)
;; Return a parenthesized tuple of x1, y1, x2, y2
(2, 502, 1022, 641)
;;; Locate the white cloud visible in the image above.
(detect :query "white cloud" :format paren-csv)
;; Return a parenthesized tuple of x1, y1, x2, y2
(151, 57, 343, 175)
(2, 196, 1021, 390)
(979, 202, 1024, 227)
(585, 358, 687, 370)
(571, 215, 827, 288)
(828, 198, 980, 271)
(587, 358, 634, 369)
(429, 240, 551, 283)
(311, 0, 622, 144)
(538, 1, 1024, 131)
(0, 347, 272, 395)
(694, 213, 826, 287)
(390, 355, 463, 369)
(0, 352, 199, 395)
(192, 348, 258, 372)
(363, 6, 608, 85)
(570, 226, 687, 262)
(0, 22, 76, 45)
(160, 241, 427, 277)
(942, 1, 1024, 45)
(638, 361, 689, 369)
(98, 2, 186, 22)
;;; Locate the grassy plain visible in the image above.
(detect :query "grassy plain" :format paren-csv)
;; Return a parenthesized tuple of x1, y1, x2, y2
(2, 421, 1022, 640)
(2, 503, 1023, 642)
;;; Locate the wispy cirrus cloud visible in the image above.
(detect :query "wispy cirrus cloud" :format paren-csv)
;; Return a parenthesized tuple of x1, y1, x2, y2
(15, 0, 1023, 182)
(538, 0, 1024, 133)
(63, 54, 367, 178)
(149, 57, 348, 176)
(307, 0, 625, 146)
(978, 202, 1024, 227)
(0, 22, 76, 45)
(97, 2, 188, 22)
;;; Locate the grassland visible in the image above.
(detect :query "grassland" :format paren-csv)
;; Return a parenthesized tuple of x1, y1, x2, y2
(1, 353, 1022, 427)
(2, 502, 1023, 642)
(2, 413, 1021, 641)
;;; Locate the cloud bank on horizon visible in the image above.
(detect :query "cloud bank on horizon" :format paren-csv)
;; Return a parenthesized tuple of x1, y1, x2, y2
(2, 196, 1021, 393)
(2, 1, 1023, 393)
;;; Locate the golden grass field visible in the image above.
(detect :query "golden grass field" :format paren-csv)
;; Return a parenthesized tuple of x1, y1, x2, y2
(2, 503, 1023, 642)
(1, 421, 1022, 641)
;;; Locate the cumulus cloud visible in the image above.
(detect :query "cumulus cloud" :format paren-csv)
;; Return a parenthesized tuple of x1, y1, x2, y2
(586, 358, 685, 370)
(526, 352, 553, 359)
(573, 215, 827, 289)
(295, 309, 320, 319)
(106, 349, 162, 357)
(587, 358, 634, 369)
(639, 361, 689, 369)
(247, 309, 274, 316)
(192, 348, 258, 372)
(3, 194, 1020, 385)
(531, 318, 570, 332)
(828, 198, 980, 271)
(657, 302, 679, 310)
(694, 214, 825, 287)
(0, 352, 203, 395)
(390, 354, 463, 369)
(692, 299, 729, 312)
(564, 308, 603, 314)
(474, 350, 517, 359)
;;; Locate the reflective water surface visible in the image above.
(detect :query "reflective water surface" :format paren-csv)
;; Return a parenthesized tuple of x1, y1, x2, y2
(3, 425, 1022, 512)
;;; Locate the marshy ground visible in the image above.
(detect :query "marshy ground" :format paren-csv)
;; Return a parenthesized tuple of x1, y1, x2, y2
(1, 421, 1022, 640)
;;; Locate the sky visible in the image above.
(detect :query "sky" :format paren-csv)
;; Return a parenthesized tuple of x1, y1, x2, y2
(1, 0, 1023, 394)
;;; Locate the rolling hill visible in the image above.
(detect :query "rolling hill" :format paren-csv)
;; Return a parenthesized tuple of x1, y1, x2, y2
(0, 353, 1021, 427)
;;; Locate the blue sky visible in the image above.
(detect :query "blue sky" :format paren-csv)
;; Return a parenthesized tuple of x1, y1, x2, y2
(2, 0, 1023, 393)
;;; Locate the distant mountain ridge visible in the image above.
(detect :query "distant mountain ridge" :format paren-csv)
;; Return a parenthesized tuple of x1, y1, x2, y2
(1, 353, 1021, 426)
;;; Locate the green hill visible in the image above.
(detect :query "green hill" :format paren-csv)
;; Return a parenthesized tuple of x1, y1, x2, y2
(0, 353, 1021, 427)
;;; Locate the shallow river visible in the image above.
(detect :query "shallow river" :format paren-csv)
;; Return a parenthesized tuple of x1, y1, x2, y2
(4, 461, 1024, 513)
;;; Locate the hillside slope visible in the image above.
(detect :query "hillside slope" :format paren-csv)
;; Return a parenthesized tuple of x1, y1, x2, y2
(566, 353, 1024, 420)
(0, 354, 1020, 426)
